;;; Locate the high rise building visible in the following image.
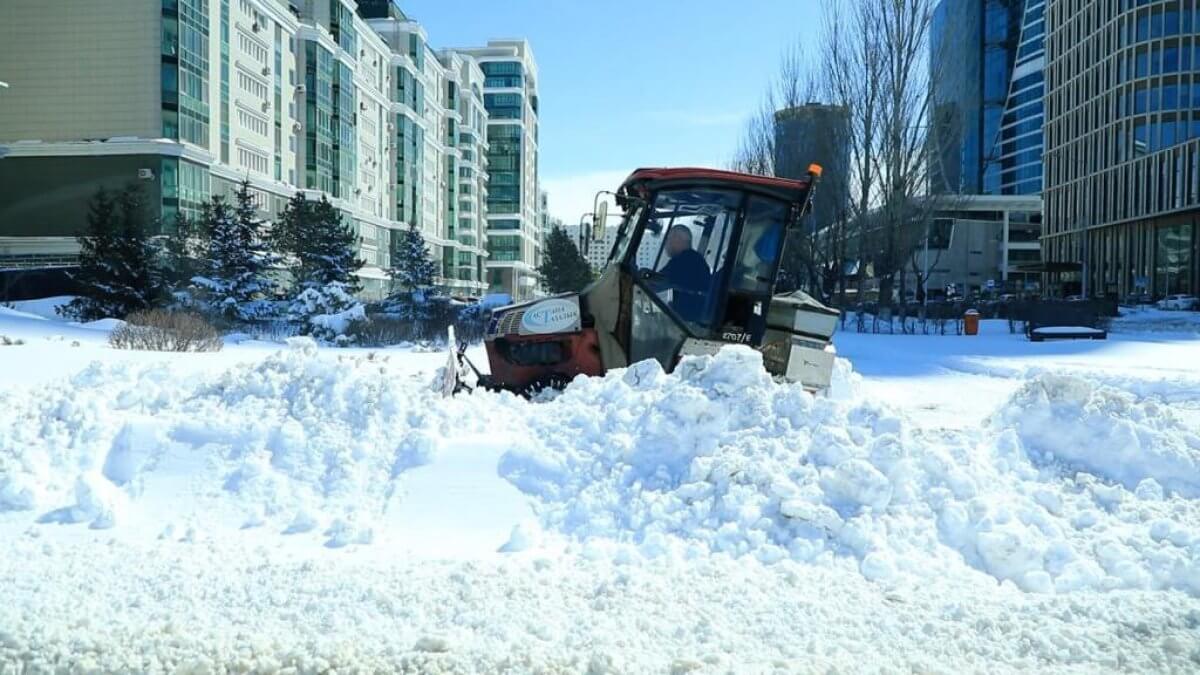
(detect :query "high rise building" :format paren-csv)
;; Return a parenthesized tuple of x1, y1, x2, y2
(983, 0, 1046, 196)
(0, 0, 535, 301)
(460, 40, 541, 300)
(773, 104, 850, 232)
(927, 0, 1046, 291)
(1044, 0, 1199, 299)
(930, 0, 1044, 197)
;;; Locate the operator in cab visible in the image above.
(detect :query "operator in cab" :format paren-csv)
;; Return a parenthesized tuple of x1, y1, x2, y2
(660, 224, 712, 322)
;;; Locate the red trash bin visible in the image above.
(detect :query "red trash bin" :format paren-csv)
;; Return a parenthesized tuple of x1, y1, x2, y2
(964, 309, 980, 336)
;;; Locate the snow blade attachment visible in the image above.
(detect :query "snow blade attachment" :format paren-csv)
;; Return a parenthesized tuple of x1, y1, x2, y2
(440, 326, 460, 397)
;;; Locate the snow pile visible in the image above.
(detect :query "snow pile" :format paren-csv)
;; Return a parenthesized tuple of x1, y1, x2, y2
(0, 338, 501, 546)
(5, 296, 75, 320)
(2, 335, 1197, 594)
(993, 373, 1200, 497)
(1112, 307, 1200, 334)
(501, 347, 1200, 594)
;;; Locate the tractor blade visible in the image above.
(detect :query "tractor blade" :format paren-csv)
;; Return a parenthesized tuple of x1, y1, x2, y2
(440, 326, 460, 397)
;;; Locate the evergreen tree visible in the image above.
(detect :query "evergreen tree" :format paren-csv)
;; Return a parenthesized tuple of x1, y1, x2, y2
(61, 186, 164, 321)
(311, 195, 363, 293)
(538, 226, 594, 294)
(161, 210, 204, 302)
(275, 193, 363, 294)
(194, 180, 281, 321)
(273, 192, 318, 287)
(288, 281, 364, 344)
(388, 223, 440, 294)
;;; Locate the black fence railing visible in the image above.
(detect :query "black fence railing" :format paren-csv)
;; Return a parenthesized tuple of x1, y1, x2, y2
(833, 297, 1118, 337)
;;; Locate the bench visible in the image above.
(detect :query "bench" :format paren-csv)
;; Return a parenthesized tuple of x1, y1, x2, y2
(1019, 300, 1109, 342)
(1029, 325, 1107, 342)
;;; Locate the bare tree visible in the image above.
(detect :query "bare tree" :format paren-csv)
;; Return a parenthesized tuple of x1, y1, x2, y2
(731, 43, 851, 302)
(733, 0, 964, 312)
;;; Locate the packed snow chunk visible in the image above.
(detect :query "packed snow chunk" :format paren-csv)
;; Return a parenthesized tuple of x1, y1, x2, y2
(820, 459, 893, 511)
(974, 523, 1047, 590)
(860, 551, 898, 582)
(0, 472, 42, 512)
(991, 373, 1200, 497)
(498, 520, 542, 553)
(102, 419, 164, 485)
(51, 472, 126, 529)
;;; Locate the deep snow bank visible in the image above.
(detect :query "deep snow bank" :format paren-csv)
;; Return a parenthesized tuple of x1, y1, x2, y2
(0, 338, 518, 547)
(994, 374, 1200, 497)
(501, 347, 1200, 594)
(2, 340, 1197, 595)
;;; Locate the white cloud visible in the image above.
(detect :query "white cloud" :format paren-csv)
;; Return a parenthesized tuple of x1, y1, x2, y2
(541, 169, 634, 225)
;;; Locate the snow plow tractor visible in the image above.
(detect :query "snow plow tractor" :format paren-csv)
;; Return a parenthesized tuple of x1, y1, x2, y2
(445, 166, 840, 396)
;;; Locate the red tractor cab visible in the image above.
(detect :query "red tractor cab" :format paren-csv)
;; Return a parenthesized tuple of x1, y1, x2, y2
(460, 166, 839, 395)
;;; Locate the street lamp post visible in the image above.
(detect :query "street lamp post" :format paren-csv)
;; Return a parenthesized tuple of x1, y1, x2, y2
(577, 212, 592, 254)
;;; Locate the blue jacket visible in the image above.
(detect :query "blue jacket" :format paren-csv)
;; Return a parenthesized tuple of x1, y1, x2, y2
(660, 249, 712, 322)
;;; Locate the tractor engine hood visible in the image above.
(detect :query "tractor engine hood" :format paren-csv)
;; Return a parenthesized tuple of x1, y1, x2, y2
(486, 294, 585, 339)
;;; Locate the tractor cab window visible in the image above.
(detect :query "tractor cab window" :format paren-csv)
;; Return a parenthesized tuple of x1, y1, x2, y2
(628, 188, 741, 329)
(715, 196, 790, 342)
(729, 197, 789, 295)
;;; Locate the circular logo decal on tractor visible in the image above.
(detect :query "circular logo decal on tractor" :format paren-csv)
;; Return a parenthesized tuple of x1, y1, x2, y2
(520, 298, 580, 334)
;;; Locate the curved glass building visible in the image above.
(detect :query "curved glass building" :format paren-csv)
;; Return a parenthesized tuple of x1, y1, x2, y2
(1044, 0, 1200, 298)
(984, 0, 1046, 195)
(932, 0, 1046, 197)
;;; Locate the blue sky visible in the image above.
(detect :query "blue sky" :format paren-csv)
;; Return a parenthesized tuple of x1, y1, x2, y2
(400, 0, 823, 222)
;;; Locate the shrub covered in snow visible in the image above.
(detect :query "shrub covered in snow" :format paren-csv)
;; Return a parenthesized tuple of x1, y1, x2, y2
(108, 309, 223, 352)
(0, 335, 25, 346)
(288, 282, 365, 345)
(357, 294, 488, 345)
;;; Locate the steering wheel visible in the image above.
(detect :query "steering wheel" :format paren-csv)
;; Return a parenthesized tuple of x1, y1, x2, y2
(638, 267, 666, 282)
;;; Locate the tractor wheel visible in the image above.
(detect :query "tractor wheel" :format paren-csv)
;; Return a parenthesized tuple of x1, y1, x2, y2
(522, 374, 571, 397)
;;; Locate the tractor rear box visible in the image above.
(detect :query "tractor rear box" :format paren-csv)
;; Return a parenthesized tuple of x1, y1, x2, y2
(759, 330, 837, 391)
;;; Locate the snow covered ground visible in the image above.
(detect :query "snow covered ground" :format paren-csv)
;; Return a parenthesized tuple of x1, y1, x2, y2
(1, 304, 1199, 672)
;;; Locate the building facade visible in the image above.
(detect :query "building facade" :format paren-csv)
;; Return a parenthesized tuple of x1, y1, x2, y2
(1044, 0, 1200, 299)
(460, 40, 542, 300)
(931, 0, 1046, 197)
(905, 195, 1045, 297)
(984, 0, 1047, 196)
(773, 104, 851, 233)
(0, 0, 534, 300)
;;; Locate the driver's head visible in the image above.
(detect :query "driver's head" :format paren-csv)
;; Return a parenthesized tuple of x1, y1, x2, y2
(666, 225, 694, 257)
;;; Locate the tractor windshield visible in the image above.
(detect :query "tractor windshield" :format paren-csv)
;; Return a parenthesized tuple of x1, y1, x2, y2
(627, 188, 742, 329)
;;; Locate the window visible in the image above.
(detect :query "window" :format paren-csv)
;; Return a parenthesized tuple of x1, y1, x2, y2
(237, 106, 269, 136)
(729, 197, 789, 296)
(238, 68, 268, 99)
(238, 29, 268, 64)
(631, 188, 741, 328)
(238, 145, 269, 174)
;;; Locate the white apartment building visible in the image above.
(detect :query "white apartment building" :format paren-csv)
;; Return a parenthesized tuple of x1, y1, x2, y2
(459, 40, 542, 300)
(0, 0, 528, 300)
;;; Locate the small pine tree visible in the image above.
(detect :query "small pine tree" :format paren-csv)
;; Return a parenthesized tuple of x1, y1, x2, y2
(273, 192, 317, 287)
(61, 186, 164, 321)
(388, 223, 440, 294)
(276, 193, 363, 294)
(538, 226, 594, 294)
(311, 195, 364, 293)
(288, 281, 365, 345)
(194, 181, 281, 321)
(161, 210, 204, 305)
